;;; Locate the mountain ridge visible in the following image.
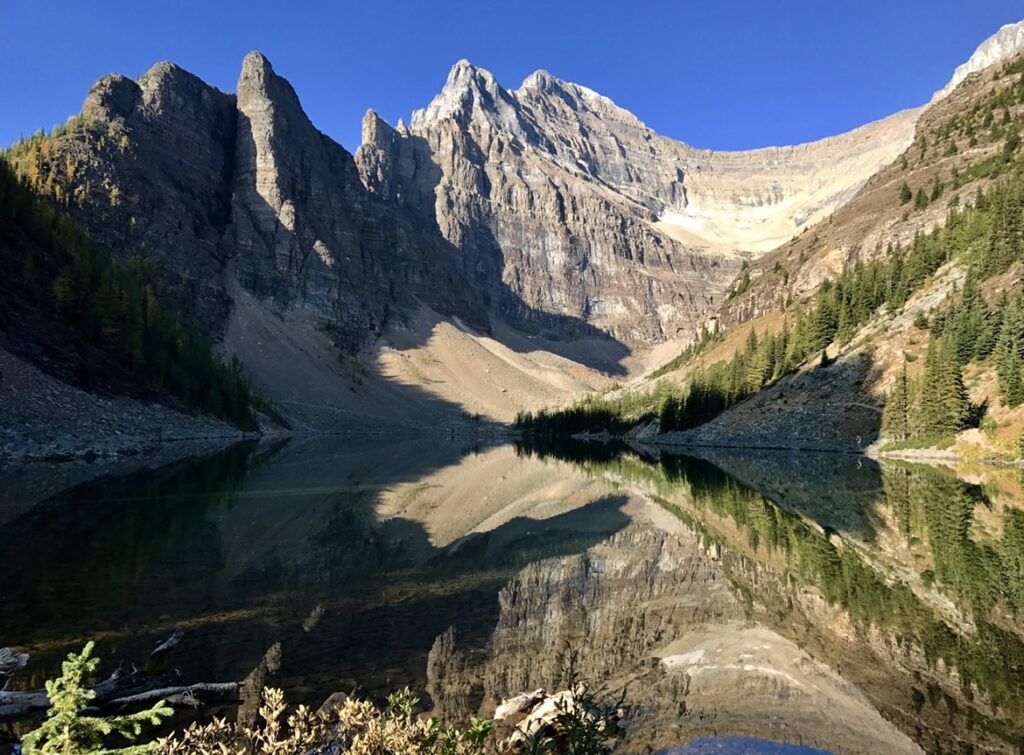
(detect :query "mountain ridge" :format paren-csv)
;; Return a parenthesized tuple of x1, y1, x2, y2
(3, 18, 1023, 446)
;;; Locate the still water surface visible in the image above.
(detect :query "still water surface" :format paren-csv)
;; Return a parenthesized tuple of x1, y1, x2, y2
(3, 438, 1024, 753)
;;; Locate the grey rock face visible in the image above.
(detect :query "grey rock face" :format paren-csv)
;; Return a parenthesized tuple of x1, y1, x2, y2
(32, 53, 485, 348)
(70, 62, 238, 330)
(357, 61, 916, 344)
(231, 51, 386, 336)
(230, 53, 484, 347)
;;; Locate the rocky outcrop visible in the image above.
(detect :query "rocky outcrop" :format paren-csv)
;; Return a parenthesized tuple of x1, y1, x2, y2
(231, 52, 398, 344)
(932, 19, 1024, 102)
(65, 62, 238, 329)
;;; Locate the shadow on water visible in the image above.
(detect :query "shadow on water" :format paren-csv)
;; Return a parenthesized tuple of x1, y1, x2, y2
(0, 436, 632, 724)
(519, 437, 1024, 752)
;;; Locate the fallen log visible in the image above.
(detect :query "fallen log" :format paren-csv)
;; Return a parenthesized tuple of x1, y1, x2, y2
(0, 669, 241, 721)
(0, 631, 240, 722)
(92, 681, 241, 712)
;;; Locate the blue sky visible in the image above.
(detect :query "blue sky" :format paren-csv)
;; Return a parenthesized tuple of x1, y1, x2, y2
(1, 1, 1022, 152)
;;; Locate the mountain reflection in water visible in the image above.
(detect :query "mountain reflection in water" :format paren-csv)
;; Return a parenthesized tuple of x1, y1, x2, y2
(3, 437, 1023, 753)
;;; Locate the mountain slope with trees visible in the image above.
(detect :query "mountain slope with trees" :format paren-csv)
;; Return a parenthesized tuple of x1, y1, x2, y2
(520, 53, 1024, 457)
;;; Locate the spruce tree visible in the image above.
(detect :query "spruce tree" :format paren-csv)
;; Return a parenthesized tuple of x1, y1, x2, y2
(996, 296, 1024, 407)
(882, 364, 911, 441)
(20, 642, 172, 754)
(921, 336, 969, 438)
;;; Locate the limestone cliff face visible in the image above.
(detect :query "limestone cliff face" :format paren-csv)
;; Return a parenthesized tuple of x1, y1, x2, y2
(356, 61, 916, 343)
(230, 52, 438, 346)
(933, 19, 1024, 102)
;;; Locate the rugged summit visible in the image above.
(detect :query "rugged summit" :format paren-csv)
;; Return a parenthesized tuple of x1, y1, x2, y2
(16, 53, 484, 349)
(68, 61, 238, 328)
(357, 61, 916, 342)
(230, 52, 482, 347)
(933, 19, 1024, 102)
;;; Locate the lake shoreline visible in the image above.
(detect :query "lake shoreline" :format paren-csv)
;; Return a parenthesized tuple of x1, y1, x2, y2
(569, 428, 1024, 469)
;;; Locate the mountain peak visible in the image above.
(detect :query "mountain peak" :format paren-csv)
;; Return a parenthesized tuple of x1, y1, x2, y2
(361, 108, 394, 149)
(241, 50, 274, 78)
(411, 58, 524, 133)
(516, 68, 648, 134)
(520, 69, 557, 90)
(236, 50, 305, 117)
(933, 18, 1024, 102)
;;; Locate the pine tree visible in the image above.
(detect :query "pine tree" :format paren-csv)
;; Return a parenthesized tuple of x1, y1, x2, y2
(996, 296, 1024, 407)
(20, 642, 172, 754)
(921, 336, 969, 438)
(899, 182, 913, 205)
(882, 364, 911, 441)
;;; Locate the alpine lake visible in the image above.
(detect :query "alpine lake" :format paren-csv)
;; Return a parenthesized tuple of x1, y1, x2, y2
(3, 437, 1024, 754)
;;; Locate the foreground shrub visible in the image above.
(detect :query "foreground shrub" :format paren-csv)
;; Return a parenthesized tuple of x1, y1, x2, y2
(160, 686, 491, 754)
(20, 642, 172, 754)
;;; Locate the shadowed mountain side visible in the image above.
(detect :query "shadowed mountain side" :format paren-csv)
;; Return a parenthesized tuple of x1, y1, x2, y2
(0, 440, 632, 705)
(220, 189, 631, 432)
(223, 285, 622, 431)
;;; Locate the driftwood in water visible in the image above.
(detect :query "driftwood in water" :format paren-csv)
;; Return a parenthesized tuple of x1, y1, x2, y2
(97, 681, 241, 711)
(0, 632, 241, 722)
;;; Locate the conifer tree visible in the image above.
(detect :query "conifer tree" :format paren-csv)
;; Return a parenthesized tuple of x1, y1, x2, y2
(996, 296, 1024, 407)
(920, 336, 969, 437)
(882, 364, 911, 441)
(20, 642, 172, 754)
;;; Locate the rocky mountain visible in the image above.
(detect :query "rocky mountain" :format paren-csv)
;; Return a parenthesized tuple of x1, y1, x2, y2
(356, 61, 916, 342)
(9, 53, 485, 348)
(4, 18, 1024, 443)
